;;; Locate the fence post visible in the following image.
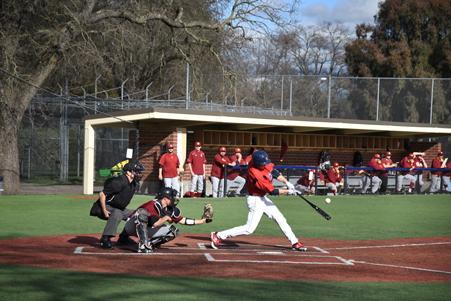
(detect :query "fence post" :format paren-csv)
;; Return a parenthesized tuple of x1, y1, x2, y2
(327, 75, 331, 118)
(121, 78, 129, 109)
(430, 78, 435, 124)
(281, 75, 284, 110)
(289, 78, 293, 115)
(94, 75, 101, 114)
(376, 78, 380, 121)
(186, 62, 190, 109)
(145, 81, 153, 101)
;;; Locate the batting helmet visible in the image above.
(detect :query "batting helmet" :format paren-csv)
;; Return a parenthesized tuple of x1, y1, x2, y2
(218, 146, 226, 153)
(157, 187, 178, 205)
(252, 150, 271, 167)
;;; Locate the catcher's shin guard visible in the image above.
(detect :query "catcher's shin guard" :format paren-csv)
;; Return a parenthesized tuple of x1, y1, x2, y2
(150, 225, 179, 248)
(134, 209, 150, 246)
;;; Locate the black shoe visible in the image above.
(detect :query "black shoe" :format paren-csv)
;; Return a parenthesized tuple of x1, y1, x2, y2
(117, 234, 135, 245)
(100, 236, 113, 249)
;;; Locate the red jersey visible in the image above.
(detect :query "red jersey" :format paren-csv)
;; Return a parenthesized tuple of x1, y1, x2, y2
(210, 154, 230, 179)
(445, 161, 451, 177)
(297, 173, 313, 187)
(431, 157, 444, 176)
(246, 162, 276, 196)
(159, 152, 180, 178)
(399, 157, 415, 175)
(368, 158, 385, 176)
(326, 167, 342, 184)
(227, 155, 246, 180)
(187, 149, 206, 175)
(139, 200, 183, 224)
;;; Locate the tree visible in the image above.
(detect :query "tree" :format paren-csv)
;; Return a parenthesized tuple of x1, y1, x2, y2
(0, 0, 298, 194)
(345, 0, 451, 123)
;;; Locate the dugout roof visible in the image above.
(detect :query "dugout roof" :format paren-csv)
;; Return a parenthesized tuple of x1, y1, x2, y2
(83, 107, 451, 194)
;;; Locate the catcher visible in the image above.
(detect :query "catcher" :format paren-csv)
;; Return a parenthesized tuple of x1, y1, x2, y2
(118, 187, 213, 253)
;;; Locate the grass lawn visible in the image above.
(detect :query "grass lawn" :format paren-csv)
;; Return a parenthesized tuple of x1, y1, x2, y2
(0, 193, 450, 300)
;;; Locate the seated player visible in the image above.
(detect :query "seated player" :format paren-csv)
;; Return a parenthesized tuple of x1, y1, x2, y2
(325, 162, 343, 195)
(361, 154, 384, 194)
(295, 170, 316, 195)
(119, 187, 213, 253)
(397, 153, 417, 193)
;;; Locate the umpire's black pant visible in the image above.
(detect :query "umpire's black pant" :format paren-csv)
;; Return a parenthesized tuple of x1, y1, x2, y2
(102, 205, 133, 237)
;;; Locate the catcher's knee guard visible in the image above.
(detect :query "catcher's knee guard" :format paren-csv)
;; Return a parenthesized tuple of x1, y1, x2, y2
(134, 208, 150, 245)
(150, 225, 179, 247)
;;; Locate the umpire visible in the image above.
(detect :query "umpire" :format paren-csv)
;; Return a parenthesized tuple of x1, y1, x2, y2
(91, 160, 144, 249)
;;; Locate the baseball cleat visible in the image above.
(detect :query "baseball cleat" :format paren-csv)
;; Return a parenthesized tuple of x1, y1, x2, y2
(292, 242, 307, 252)
(117, 234, 135, 245)
(210, 232, 222, 249)
(138, 242, 153, 253)
(100, 236, 113, 249)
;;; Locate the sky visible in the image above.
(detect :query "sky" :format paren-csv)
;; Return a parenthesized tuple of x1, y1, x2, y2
(298, 0, 381, 28)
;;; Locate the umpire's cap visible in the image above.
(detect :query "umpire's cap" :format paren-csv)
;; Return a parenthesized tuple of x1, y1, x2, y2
(157, 187, 178, 205)
(252, 150, 271, 167)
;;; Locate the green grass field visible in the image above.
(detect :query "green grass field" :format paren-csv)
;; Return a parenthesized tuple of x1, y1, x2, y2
(0, 193, 451, 300)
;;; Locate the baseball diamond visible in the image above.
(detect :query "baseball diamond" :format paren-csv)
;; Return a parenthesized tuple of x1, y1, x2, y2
(1, 234, 451, 282)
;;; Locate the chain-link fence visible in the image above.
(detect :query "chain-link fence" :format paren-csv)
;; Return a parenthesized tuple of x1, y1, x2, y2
(19, 72, 450, 181)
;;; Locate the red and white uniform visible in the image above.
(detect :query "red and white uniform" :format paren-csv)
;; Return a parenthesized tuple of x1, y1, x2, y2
(187, 149, 207, 193)
(397, 155, 416, 192)
(216, 162, 299, 245)
(325, 167, 343, 195)
(430, 155, 445, 193)
(211, 154, 231, 198)
(139, 200, 183, 224)
(443, 161, 451, 193)
(226, 155, 247, 194)
(362, 158, 384, 193)
(159, 152, 180, 193)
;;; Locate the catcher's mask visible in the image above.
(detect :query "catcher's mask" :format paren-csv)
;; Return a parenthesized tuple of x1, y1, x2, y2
(123, 161, 145, 181)
(157, 187, 179, 206)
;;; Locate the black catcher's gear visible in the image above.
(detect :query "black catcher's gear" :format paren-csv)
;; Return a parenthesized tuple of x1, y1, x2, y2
(156, 187, 178, 205)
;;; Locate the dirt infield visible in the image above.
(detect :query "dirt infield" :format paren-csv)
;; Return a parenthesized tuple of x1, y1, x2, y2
(1, 234, 451, 282)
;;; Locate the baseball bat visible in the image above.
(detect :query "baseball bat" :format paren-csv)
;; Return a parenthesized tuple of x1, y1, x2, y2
(295, 191, 332, 220)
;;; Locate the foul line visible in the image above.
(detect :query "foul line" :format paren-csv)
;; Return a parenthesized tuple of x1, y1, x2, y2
(351, 260, 451, 275)
(326, 241, 451, 251)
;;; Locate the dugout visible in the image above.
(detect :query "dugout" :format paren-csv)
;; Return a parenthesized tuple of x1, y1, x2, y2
(83, 107, 451, 195)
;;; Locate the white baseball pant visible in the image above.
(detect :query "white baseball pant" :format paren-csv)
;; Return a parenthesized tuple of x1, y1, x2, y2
(190, 174, 204, 193)
(226, 176, 246, 194)
(396, 174, 416, 192)
(362, 175, 382, 193)
(211, 176, 224, 198)
(164, 177, 180, 195)
(216, 195, 298, 245)
(430, 175, 441, 192)
(443, 176, 451, 192)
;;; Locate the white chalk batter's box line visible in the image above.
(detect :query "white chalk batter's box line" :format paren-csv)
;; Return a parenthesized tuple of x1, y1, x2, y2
(74, 245, 353, 265)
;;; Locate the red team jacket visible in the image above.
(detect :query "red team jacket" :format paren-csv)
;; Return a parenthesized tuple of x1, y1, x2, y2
(211, 154, 230, 179)
(246, 162, 276, 196)
(431, 157, 444, 176)
(227, 155, 246, 180)
(326, 168, 342, 184)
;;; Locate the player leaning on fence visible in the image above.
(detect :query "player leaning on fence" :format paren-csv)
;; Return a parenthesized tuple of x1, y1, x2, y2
(430, 151, 446, 193)
(210, 150, 307, 252)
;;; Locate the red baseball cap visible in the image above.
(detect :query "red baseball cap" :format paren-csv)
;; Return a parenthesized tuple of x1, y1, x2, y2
(167, 143, 174, 149)
(234, 147, 241, 153)
(408, 153, 414, 159)
(386, 151, 392, 156)
(374, 154, 381, 159)
(219, 146, 226, 152)
(333, 162, 339, 167)
(194, 141, 201, 147)
(438, 151, 443, 156)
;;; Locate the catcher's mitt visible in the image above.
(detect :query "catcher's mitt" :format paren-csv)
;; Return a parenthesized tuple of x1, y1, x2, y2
(202, 203, 214, 223)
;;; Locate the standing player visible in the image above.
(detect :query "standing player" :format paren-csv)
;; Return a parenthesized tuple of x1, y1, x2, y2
(187, 141, 207, 196)
(159, 143, 182, 194)
(413, 153, 427, 192)
(119, 187, 213, 253)
(210, 150, 307, 251)
(430, 151, 446, 193)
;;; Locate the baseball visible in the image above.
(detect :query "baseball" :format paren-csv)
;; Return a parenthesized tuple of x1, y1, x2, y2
(324, 198, 331, 204)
